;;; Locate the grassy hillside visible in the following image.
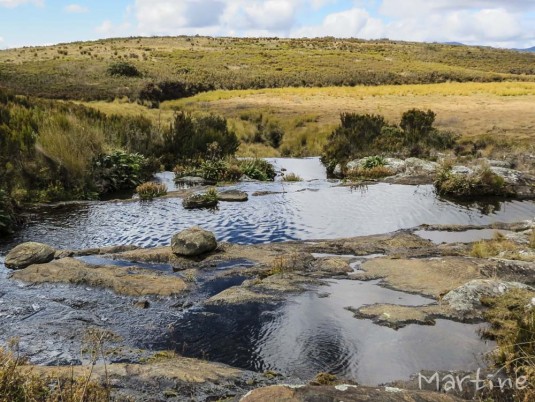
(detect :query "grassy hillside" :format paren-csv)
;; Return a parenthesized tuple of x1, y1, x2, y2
(1, 36, 535, 101)
(79, 82, 535, 157)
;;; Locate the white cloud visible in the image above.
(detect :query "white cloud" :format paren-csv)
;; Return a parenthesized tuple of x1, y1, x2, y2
(96, 20, 132, 36)
(64, 4, 88, 14)
(103, 0, 535, 48)
(0, 0, 43, 7)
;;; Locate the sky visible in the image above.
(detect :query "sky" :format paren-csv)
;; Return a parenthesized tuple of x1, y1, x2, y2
(1, 0, 535, 49)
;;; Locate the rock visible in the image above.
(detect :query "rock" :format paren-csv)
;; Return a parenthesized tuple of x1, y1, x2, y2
(241, 384, 463, 401)
(480, 159, 513, 169)
(314, 258, 353, 276)
(404, 158, 439, 174)
(490, 166, 523, 184)
(134, 299, 150, 309)
(10, 258, 187, 297)
(240, 175, 259, 182)
(346, 159, 362, 171)
(5, 242, 56, 270)
(182, 193, 218, 209)
(384, 158, 406, 174)
(332, 164, 343, 177)
(252, 191, 284, 197)
(443, 279, 533, 314)
(171, 227, 218, 257)
(206, 287, 278, 305)
(175, 176, 211, 186)
(218, 190, 248, 202)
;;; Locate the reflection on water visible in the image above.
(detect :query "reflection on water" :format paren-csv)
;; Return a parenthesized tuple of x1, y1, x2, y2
(158, 279, 493, 385)
(1, 158, 535, 253)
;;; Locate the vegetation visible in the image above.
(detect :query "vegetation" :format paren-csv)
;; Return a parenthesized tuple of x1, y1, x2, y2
(282, 172, 303, 182)
(347, 166, 395, 181)
(435, 164, 508, 198)
(0, 341, 108, 402)
(1, 36, 535, 101)
(182, 188, 219, 210)
(470, 232, 535, 262)
(136, 182, 167, 200)
(481, 289, 535, 402)
(321, 109, 456, 174)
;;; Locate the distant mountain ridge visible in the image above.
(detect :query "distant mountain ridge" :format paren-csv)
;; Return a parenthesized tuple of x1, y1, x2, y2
(516, 46, 535, 53)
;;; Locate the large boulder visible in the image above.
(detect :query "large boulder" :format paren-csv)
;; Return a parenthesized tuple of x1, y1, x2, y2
(4, 242, 56, 270)
(171, 227, 218, 257)
(182, 193, 218, 209)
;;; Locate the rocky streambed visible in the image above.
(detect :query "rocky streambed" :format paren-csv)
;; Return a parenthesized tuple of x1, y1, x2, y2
(1, 219, 535, 401)
(1, 158, 535, 401)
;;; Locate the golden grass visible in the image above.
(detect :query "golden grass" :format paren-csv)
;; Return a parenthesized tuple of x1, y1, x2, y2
(78, 81, 535, 157)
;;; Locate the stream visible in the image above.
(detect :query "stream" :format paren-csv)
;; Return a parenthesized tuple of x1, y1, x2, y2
(1, 157, 534, 386)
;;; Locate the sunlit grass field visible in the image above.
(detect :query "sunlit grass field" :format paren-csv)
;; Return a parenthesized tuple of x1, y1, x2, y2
(79, 82, 535, 157)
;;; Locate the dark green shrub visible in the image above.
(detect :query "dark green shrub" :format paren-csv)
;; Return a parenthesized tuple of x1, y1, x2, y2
(435, 165, 508, 197)
(107, 61, 141, 77)
(239, 159, 276, 181)
(163, 112, 239, 164)
(0, 189, 14, 236)
(92, 151, 153, 194)
(361, 155, 386, 169)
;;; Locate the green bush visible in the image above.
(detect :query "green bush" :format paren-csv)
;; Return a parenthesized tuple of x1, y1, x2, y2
(92, 151, 153, 194)
(162, 112, 239, 166)
(321, 109, 457, 175)
(107, 61, 141, 77)
(0, 189, 15, 236)
(239, 158, 276, 181)
(361, 155, 386, 169)
(282, 172, 302, 182)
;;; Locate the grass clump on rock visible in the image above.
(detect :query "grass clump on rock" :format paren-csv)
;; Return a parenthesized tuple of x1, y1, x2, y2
(136, 182, 167, 200)
(182, 188, 219, 210)
(282, 172, 302, 182)
(435, 164, 507, 198)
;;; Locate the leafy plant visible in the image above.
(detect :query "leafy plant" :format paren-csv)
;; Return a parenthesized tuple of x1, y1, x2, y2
(361, 155, 386, 169)
(435, 165, 508, 197)
(239, 158, 276, 181)
(282, 172, 303, 182)
(92, 151, 153, 194)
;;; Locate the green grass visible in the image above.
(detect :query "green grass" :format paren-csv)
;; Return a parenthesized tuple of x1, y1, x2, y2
(1, 36, 535, 101)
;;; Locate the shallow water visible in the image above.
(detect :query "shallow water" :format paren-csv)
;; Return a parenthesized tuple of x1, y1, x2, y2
(416, 229, 513, 244)
(159, 278, 493, 385)
(0, 157, 526, 386)
(2, 158, 534, 253)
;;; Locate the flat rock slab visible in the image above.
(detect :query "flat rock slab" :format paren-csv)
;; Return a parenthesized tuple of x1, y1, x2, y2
(10, 258, 187, 297)
(242, 384, 463, 402)
(355, 257, 485, 298)
(5, 242, 56, 270)
(217, 190, 248, 202)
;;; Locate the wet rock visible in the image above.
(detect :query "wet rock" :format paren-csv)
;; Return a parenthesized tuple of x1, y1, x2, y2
(5, 242, 56, 270)
(134, 299, 150, 309)
(218, 190, 248, 202)
(241, 384, 463, 401)
(10, 258, 187, 297)
(206, 287, 278, 305)
(182, 193, 218, 209)
(252, 190, 284, 197)
(443, 279, 533, 314)
(175, 176, 211, 186)
(171, 227, 218, 257)
(481, 159, 513, 169)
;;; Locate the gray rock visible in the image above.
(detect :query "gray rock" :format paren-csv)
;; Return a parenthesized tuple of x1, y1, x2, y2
(332, 164, 343, 177)
(443, 279, 532, 313)
(404, 158, 438, 174)
(5, 242, 56, 270)
(384, 158, 406, 174)
(175, 176, 211, 186)
(182, 193, 218, 210)
(171, 227, 218, 257)
(490, 167, 523, 184)
(217, 190, 248, 202)
(481, 159, 513, 169)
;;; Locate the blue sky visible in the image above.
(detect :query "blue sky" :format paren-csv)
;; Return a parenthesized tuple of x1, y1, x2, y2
(1, 0, 534, 49)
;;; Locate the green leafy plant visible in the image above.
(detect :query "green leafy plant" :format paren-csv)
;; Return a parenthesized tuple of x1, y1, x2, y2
(239, 158, 276, 181)
(282, 172, 303, 182)
(361, 155, 386, 169)
(92, 151, 152, 194)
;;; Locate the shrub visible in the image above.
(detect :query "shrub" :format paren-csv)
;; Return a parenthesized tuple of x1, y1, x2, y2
(0, 189, 14, 236)
(239, 158, 276, 181)
(136, 182, 167, 200)
(282, 172, 303, 182)
(107, 61, 141, 77)
(163, 112, 239, 165)
(92, 151, 154, 194)
(530, 229, 535, 249)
